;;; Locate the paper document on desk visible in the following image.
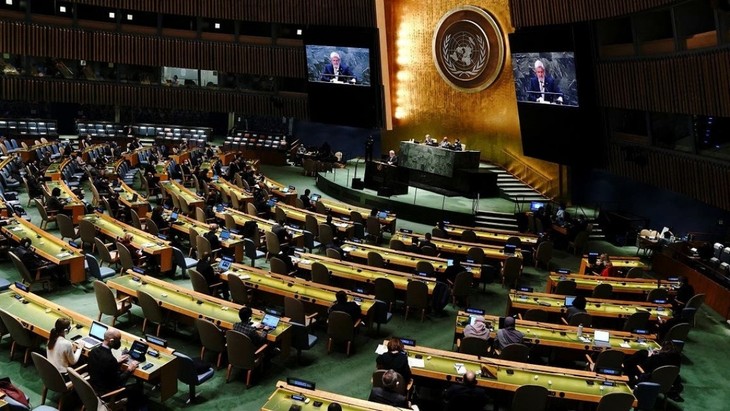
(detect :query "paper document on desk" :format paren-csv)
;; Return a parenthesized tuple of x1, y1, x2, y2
(408, 357, 425, 368)
(453, 363, 467, 375)
(56, 252, 72, 258)
(11, 226, 23, 232)
(342, 246, 355, 252)
(620, 342, 631, 348)
(141, 243, 155, 248)
(375, 344, 387, 355)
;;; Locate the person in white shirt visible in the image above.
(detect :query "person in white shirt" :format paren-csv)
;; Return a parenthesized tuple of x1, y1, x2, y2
(47, 317, 82, 380)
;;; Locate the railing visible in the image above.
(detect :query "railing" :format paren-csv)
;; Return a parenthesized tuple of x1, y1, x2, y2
(501, 149, 558, 199)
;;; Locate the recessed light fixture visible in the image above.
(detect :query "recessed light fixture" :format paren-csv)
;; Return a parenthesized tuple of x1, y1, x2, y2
(5, 0, 13, 5)
(59, 5, 66, 12)
(296, 29, 302, 36)
(108, 11, 115, 19)
(214, 23, 221, 29)
(126, 14, 133, 21)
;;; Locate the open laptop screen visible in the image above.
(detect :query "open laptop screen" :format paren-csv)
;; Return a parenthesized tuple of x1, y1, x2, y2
(89, 321, 108, 341)
(310, 194, 321, 202)
(504, 244, 517, 254)
(262, 314, 280, 329)
(594, 330, 610, 344)
(565, 296, 576, 306)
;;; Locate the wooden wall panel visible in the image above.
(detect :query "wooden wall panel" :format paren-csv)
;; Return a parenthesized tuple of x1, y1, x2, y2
(71, 0, 375, 27)
(0, 76, 308, 118)
(596, 48, 730, 117)
(607, 143, 730, 211)
(509, 0, 683, 27)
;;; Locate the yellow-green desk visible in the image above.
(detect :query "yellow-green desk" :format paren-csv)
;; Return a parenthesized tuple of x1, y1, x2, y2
(213, 207, 304, 247)
(160, 210, 244, 262)
(391, 232, 518, 260)
(442, 224, 538, 247)
(546, 273, 678, 299)
(261, 381, 403, 411)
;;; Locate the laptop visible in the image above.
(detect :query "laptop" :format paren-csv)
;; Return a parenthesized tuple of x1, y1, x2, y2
(310, 193, 321, 202)
(80, 321, 108, 349)
(129, 193, 138, 202)
(377, 211, 387, 219)
(220, 230, 231, 240)
(280, 186, 289, 193)
(593, 330, 611, 347)
(261, 313, 280, 329)
(447, 259, 454, 267)
(168, 212, 178, 222)
(565, 296, 576, 307)
(128, 340, 149, 362)
(217, 257, 233, 273)
(266, 199, 277, 208)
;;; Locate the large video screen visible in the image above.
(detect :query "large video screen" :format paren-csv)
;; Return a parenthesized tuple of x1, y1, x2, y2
(512, 52, 579, 107)
(306, 45, 371, 86)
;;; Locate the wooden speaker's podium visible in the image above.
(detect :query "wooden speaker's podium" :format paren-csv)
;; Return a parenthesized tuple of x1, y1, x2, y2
(364, 160, 409, 196)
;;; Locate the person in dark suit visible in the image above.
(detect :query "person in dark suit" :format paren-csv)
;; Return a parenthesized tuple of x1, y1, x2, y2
(329, 290, 360, 321)
(376, 338, 412, 384)
(204, 223, 222, 253)
(46, 187, 66, 215)
(528, 60, 563, 104)
(300, 188, 314, 211)
(386, 150, 398, 166)
(87, 328, 146, 410)
(368, 370, 410, 408)
(365, 135, 375, 162)
(320, 51, 356, 83)
(196, 252, 229, 299)
(443, 371, 489, 411)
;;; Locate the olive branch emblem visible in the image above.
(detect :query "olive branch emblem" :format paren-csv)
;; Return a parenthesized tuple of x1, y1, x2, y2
(441, 33, 487, 79)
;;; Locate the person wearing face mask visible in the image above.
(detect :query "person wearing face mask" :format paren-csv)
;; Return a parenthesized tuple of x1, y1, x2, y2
(88, 328, 147, 410)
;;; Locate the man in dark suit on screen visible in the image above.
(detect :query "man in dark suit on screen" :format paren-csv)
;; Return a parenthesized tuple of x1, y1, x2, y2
(320, 52, 356, 83)
(528, 60, 563, 104)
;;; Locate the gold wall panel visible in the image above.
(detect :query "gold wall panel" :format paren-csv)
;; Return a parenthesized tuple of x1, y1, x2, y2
(381, 0, 559, 184)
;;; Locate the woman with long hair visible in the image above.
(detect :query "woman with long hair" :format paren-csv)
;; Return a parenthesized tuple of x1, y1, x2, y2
(47, 317, 82, 379)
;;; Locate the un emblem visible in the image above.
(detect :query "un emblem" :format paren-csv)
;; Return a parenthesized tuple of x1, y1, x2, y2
(433, 6, 505, 93)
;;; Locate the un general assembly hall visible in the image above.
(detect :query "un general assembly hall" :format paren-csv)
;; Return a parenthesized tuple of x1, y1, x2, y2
(1, 0, 730, 410)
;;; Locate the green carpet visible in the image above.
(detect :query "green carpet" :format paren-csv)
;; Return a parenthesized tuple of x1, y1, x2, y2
(0, 162, 723, 411)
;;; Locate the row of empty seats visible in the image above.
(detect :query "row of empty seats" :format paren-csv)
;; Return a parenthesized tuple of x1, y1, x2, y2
(0, 118, 58, 137)
(710, 242, 730, 272)
(76, 121, 125, 138)
(222, 130, 287, 152)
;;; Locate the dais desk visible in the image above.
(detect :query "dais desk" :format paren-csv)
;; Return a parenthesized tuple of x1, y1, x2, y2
(0, 286, 178, 401)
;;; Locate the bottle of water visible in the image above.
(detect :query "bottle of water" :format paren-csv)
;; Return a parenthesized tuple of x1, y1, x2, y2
(577, 323, 583, 338)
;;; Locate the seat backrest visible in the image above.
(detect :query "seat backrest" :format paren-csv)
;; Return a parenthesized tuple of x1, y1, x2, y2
(459, 336, 490, 356)
(305, 214, 318, 235)
(265, 231, 280, 255)
(8, 251, 34, 284)
(115, 242, 135, 272)
(569, 312, 593, 327)
(311, 262, 330, 284)
(366, 216, 380, 239)
(646, 288, 669, 302)
(536, 241, 554, 263)
(466, 247, 484, 263)
(68, 368, 106, 411)
(452, 271, 473, 296)
(502, 256, 523, 287)
(592, 283, 613, 298)
(367, 251, 384, 268)
(195, 207, 207, 223)
(31, 351, 69, 394)
(130, 209, 142, 229)
(626, 267, 644, 278)
(594, 349, 625, 373)
(189, 269, 211, 295)
(650, 365, 680, 394)
(269, 256, 288, 275)
(523, 308, 548, 322)
(34, 198, 49, 220)
(174, 350, 205, 385)
(415, 261, 434, 275)
(389, 239, 405, 251)
(374, 277, 396, 306)
(93, 280, 119, 318)
(512, 384, 548, 411)
(318, 223, 334, 246)
(284, 296, 308, 325)
(623, 311, 651, 331)
(461, 230, 477, 242)
(85, 253, 105, 280)
(326, 247, 342, 260)
(596, 392, 635, 411)
(137, 290, 164, 323)
(228, 274, 249, 305)
(0, 308, 35, 347)
(246, 202, 258, 216)
(94, 238, 113, 264)
(327, 310, 355, 342)
(499, 343, 530, 362)
(406, 280, 429, 308)
(57, 213, 75, 239)
(633, 382, 661, 411)
(224, 214, 236, 231)
(555, 280, 577, 295)
(225, 330, 257, 369)
(665, 322, 691, 341)
(195, 318, 226, 353)
(685, 293, 705, 309)
(79, 219, 97, 245)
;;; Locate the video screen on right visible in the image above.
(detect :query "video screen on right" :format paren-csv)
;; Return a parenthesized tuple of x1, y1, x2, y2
(512, 51, 579, 107)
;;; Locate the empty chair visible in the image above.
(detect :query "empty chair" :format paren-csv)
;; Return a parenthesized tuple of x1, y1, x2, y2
(420, 245, 437, 256)
(173, 246, 198, 278)
(664, 322, 691, 342)
(284, 296, 318, 328)
(326, 247, 342, 260)
(9, 250, 53, 292)
(466, 247, 484, 264)
(0, 308, 39, 365)
(648, 365, 680, 410)
(189, 269, 223, 297)
(137, 290, 166, 336)
(318, 223, 334, 247)
(498, 343, 530, 362)
(511, 384, 548, 411)
(586, 349, 625, 374)
(415, 260, 434, 277)
(302, 229, 322, 253)
(34, 198, 57, 230)
(533, 241, 553, 270)
(311, 262, 331, 285)
(326, 310, 360, 356)
(451, 271, 473, 307)
(565, 312, 592, 327)
(174, 350, 215, 404)
(195, 318, 226, 369)
(567, 231, 590, 255)
(554, 279, 577, 295)
(367, 251, 385, 268)
(501, 256, 523, 289)
(228, 274, 250, 305)
(458, 336, 490, 357)
(56, 213, 79, 241)
(269, 256, 290, 276)
(633, 381, 662, 411)
(289, 321, 319, 364)
(646, 288, 669, 303)
(79, 219, 97, 252)
(264, 231, 280, 261)
(404, 280, 429, 322)
(225, 330, 266, 386)
(626, 267, 645, 278)
(389, 238, 406, 251)
(371, 299, 393, 335)
(596, 392, 635, 411)
(522, 308, 549, 322)
(623, 311, 651, 332)
(85, 253, 116, 282)
(31, 352, 75, 409)
(592, 283, 613, 298)
(461, 229, 477, 242)
(365, 216, 382, 244)
(374, 277, 397, 312)
(94, 238, 119, 269)
(431, 227, 447, 238)
(93, 280, 131, 325)
(244, 238, 265, 267)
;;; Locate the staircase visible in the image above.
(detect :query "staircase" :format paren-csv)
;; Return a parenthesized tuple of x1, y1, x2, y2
(479, 163, 548, 203)
(475, 209, 520, 231)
